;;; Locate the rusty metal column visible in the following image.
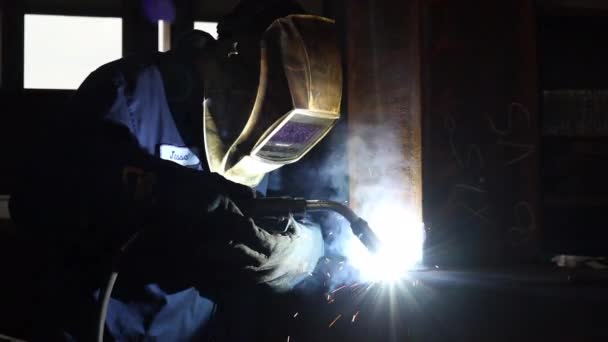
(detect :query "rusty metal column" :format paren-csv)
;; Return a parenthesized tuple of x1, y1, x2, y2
(342, 0, 424, 262)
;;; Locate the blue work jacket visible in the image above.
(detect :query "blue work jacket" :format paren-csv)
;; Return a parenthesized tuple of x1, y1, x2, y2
(10, 51, 272, 341)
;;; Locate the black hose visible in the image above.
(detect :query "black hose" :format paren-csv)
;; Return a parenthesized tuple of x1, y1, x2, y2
(304, 200, 359, 223)
(305, 200, 381, 253)
(243, 198, 382, 252)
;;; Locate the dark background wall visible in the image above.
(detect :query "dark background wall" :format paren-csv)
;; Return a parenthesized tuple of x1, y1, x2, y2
(1, 0, 608, 266)
(422, 0, 608, 265)
(2, 1, 608, 341)
(1, 0, 608, 262)
(538, 10, 608, 255)
(422, 0, 540, 266)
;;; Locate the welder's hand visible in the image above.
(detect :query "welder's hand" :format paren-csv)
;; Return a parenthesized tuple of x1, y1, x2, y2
(244, 218, 324, 293)
(197, 197, 323, 292)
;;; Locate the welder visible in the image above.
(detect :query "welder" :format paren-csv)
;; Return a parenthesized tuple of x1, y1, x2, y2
(8, 0, 342, 340)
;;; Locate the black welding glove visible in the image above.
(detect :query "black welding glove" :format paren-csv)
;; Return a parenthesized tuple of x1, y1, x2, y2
(113, 176, 321, 295)
(194, 196, 324, 294)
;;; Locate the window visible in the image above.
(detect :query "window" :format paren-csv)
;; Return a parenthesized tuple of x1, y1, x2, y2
(24, 14, 122, 90)
(194, 21, 218, 39)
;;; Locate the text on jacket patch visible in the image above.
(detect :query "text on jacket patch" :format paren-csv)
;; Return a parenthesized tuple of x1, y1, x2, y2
(159, 144, 200, 166)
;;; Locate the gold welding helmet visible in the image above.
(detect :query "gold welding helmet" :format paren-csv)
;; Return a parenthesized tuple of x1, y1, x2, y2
(203, 15, 342, 187)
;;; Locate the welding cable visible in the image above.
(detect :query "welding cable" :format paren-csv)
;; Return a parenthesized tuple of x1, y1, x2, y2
(0, 334, 28, 342)
(97, 230, 142, 342)
(97, 272, 118, 342)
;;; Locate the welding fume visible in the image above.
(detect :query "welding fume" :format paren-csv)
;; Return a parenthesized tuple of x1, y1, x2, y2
(8, 1, 385, 341)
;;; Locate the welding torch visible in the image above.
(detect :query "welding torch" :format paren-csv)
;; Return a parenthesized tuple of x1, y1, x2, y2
(241, 197, 382, 253)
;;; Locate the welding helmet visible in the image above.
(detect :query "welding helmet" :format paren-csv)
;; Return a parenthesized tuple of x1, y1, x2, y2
(203, 14, 342, 187)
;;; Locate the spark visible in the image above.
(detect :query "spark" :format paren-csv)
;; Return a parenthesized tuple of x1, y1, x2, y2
(349, 282, 369, 298)
(326, 272, 331, 278)
(331, 285, 346, 294)
(328, 298, 335, 304)
(435, 265, 439, 269)
(293, 312, 299, 318)
(328, 314, 342, 328)
(352, 311, 360, 323)
(352, 282, 375, 297)
(365, 282, 375, 292)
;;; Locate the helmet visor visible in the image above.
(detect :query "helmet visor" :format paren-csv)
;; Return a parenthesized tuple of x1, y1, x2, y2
(252, 108, 337, 162)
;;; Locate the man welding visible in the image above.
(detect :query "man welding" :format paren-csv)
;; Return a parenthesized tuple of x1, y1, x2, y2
(9, 0, 342, 340)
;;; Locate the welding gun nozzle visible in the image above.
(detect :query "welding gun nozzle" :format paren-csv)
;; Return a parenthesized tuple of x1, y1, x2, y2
(350, 218, 382, 253)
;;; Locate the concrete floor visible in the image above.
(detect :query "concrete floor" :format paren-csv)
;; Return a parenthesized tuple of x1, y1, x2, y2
(2, 226, 608, 341)
(258, 268, 608, 342)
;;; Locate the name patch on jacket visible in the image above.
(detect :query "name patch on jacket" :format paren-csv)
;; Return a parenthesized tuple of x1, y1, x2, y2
(159, 145, 200, 167)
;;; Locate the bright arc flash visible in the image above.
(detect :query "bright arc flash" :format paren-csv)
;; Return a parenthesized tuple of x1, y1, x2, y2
(346, 203, 425, 283)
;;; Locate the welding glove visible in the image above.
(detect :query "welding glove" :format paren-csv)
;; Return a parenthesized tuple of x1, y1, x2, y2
(245, 217, 324, 292)
(198, 197, 323, 293)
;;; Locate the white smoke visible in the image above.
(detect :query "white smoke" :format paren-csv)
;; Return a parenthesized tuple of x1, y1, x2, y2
(317, 126, 426, 285)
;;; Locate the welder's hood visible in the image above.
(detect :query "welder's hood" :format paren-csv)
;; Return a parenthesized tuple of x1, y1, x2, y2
(203, 14, 342, 187)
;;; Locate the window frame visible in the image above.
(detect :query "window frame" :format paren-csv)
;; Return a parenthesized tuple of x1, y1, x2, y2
(24, 2, 122, 19)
